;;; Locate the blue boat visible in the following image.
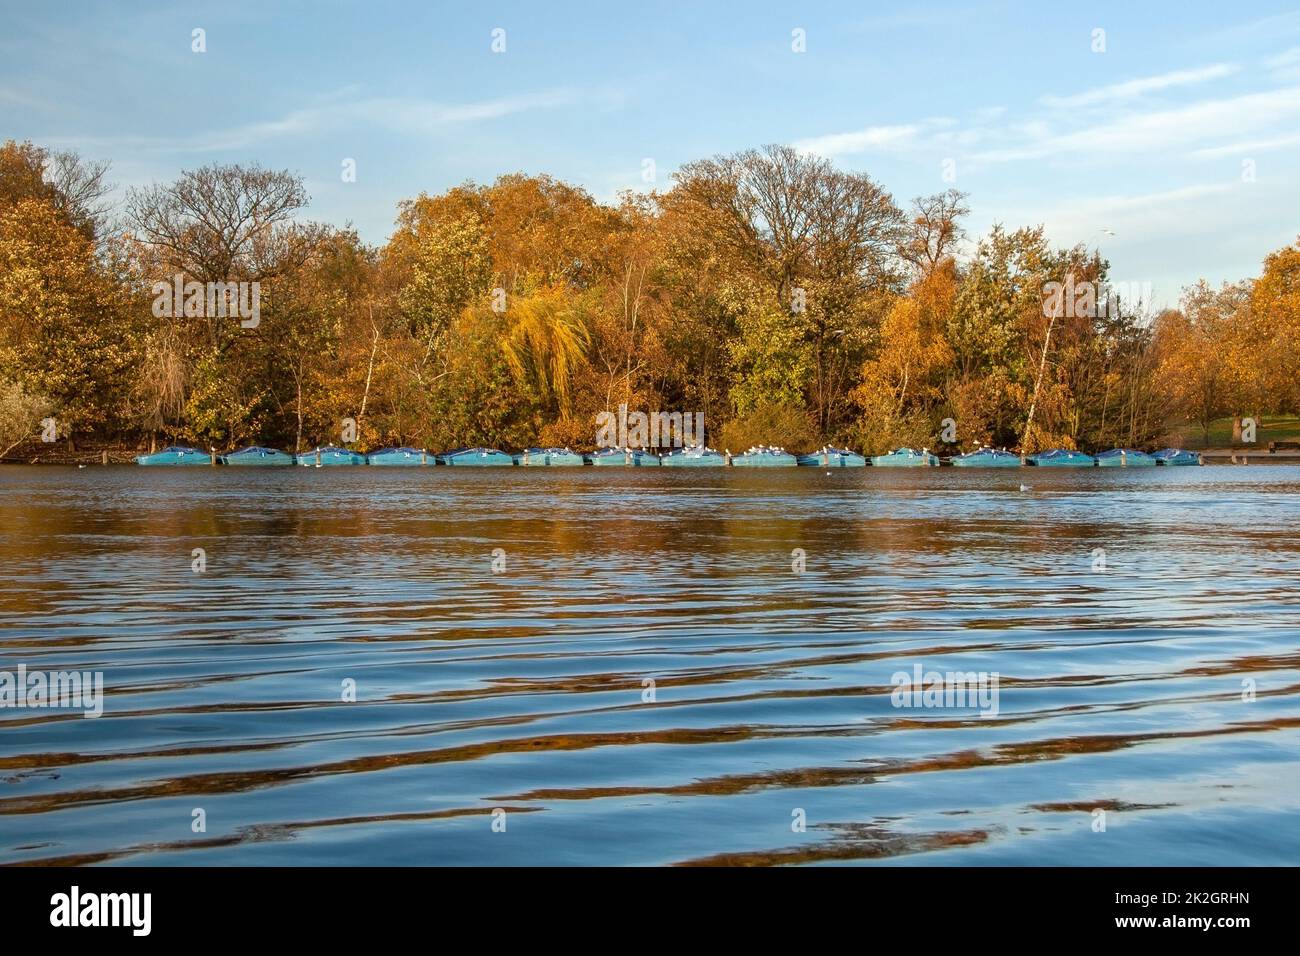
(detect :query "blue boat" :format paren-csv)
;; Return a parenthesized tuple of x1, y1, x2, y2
(367, 446, 430, 466)
(221, 446, 294, 466)
(1027, 448, 1095, 467)
(796, 446, 866, 467)
(731, 445, 797, 467)
(294, 446, 366, 466)
(437, 447, 513, 466)
(1152, 448, 1203, 466)
(136, 445, 211, 466)
(870, 447, 939, 467)
(950, 446, 1022, 467)
(513, 447, 585, 466)
(584, 447, 660, 466)
(1095, 447, 1157, 468)
(660, 444, 726, 467)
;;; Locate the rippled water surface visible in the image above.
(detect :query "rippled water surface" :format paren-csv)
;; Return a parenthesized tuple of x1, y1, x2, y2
(2, 465, 1299, 866)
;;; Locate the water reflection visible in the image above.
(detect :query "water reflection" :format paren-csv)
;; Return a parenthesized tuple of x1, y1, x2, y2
(1, 466, 1298, 865)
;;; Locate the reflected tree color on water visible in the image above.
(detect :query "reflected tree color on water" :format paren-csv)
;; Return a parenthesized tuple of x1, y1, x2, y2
(1, 467, 1298, 865)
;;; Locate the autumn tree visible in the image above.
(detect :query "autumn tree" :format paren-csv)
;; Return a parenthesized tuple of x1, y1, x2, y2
(673, 145, 906, 437)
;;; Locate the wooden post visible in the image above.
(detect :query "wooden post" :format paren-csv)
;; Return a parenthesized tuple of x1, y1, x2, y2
(316, 448, 321, 466)
(421, 449, 427, 465)
(210, 448, 217, 466)
(102, 450, 108, 466)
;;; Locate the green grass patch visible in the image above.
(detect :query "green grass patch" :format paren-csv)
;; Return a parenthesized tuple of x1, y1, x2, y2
(1172, 415, 1300, 448)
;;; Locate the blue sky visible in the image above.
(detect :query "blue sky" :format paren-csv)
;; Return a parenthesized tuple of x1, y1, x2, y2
(5, 0, 1300, 307)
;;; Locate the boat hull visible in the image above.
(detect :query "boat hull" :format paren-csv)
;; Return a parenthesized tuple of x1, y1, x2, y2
(1096, 454, 1157, 468)
(871, 453, 939, 467)
(732, 453, 797, 467)
(950, 453, 1021, 467)
(796, 452, 866, 467)
(1153, 449, 1202, 466)
(221, 448, 294, 466)
(1028, 452, 1096, 467)
(136, 448, 210, 466)
(367, 449, 430, 466)
(660, 454, 726, 467)
(585, 451, 659, 466)
(514, 450, 585, 466)
(294, 449, 366, 466)
(437, 449, 513, 466)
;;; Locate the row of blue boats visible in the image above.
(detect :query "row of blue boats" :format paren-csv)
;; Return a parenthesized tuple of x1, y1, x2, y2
(136, 443, 1204, 467)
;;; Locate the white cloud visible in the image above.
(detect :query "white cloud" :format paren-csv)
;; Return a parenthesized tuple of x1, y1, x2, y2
(990, 183, 1257, 309)
(38, 88, 605, 156)
(191, 89, 595, 152)
(1265, 46, 1300, 69)
(1039, 64, 1239, 109)
(1193, 132, 1300, 158)
(793, 118, 962, 159)
(792, 123, 924, 158)
(974, 85, 1300, 163)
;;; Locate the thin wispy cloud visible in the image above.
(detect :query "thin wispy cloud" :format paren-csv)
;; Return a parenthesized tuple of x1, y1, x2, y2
(1039, 63, 1240, 109)
(792, 123, 926, 158)
(796, 80, 1300, 168)
(982, 85, 1300, 162)
(1264, 46, 1300, 68)
(1193, 131, 1300, 158)
(202, 89, 604, 152)
(44, 88, 607, 155)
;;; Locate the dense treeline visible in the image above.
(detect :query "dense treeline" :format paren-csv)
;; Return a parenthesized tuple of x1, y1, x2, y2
(1, 138, 1297, 456)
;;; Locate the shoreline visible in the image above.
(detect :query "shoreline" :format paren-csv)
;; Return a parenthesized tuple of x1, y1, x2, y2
(8, 449, 1300, 466)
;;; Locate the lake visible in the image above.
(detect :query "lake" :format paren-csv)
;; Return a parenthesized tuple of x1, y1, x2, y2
(1, 465, 1298, 865)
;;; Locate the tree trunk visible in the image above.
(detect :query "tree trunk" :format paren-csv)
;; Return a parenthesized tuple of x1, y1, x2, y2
(1231, 416, 1243, 444)
(1022, 313, 1057, 458)
(358, 309, 380, 433)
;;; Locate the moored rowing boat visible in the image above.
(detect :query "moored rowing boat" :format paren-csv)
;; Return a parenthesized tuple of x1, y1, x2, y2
(1027, 448, 1095, 467)
(871, 447, 939, 467)
(949, 447, 1021, 467)
(514, 447, 585, 466)
(436, 447, 513, 466)
(1095, 448, 1157, 467)
(221, 446, 294, 466)
(294, 446, 366, 466)
(731, 445, 797, 467)
(136, 446, 210, 466)
(796, 446, 866, 467)
(1152, 448, 1202, 466)
(366, 447, 430, 466)
(660, 444, 726, 467)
